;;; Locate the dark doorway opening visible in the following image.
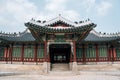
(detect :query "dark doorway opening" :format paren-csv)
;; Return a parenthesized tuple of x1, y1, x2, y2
(49, 44, 71, 63)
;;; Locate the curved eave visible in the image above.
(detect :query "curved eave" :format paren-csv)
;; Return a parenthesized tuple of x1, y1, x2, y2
(84, 30, 120, 42)
(0, 33, 35, 42)
(29, 15, 92, 27)
(25, 22, 96, 33)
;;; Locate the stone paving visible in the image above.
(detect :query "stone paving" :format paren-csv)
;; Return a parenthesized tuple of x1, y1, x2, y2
(1, 63, 120, 80)
(0, 71, 120, 80)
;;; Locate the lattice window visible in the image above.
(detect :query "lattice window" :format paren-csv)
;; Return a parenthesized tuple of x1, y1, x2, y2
(86, 44, 96, 58)
(37, 45, 44, 58)
(116, 47, 120, 57)
(0, 47, 4, 57)
(24, 45, 34, 58)
(12, 47, 21, 57)
(76, 48, 83, 58)
(98, 45, 107, 57)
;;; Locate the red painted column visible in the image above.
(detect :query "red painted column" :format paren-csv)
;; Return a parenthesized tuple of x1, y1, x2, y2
(73, 41, 77, 62)
(4, 47, 8, 62)
(3, 48, 6, 61)
(95, 44, 99, 62)
(21, 44, 24, 64)
(113, 48, 116, 61)
(7, 47, 10, 60)
(109, 48, 112, 61)
(111, 47, 114, 61)
(4, 48, 6, 58)
(82, 44, 86, 63)
(34, 44, 37, 62)
(110, 46, 114, 61)
(5, 46, 8, 63)
(44, 41, 47, 62)
(10, 44, 13, 64)
(106, 44, 110, 61)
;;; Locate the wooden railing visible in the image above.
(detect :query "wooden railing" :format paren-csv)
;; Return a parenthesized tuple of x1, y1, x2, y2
(86, 58, 97, 62)
(0, 57, 5, 61)
(1, 57, 120, 63)
(99, 57, 108, 62)
(12, 57, 21, 61)
(0, 57, 44, 62)
(77, 57, 120, 62)
(37, 58, 44, 62)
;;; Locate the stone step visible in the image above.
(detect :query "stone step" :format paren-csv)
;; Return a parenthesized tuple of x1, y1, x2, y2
(48, 71, 73, 76)
(51, 63, 69, 71)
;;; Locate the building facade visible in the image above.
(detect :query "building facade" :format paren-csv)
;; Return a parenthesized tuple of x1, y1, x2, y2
(0, 15, 120, 73)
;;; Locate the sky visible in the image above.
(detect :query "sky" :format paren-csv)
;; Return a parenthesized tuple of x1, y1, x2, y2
(0, 0, 120, 33)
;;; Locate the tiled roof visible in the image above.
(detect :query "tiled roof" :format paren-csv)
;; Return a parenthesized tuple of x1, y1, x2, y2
(29, 15, 93, 27)
(0, 29, 120, 42)
(25, 15, 96, 34)
(0, 29, 35, 42)
(25, 22, 95, 33)
(85, 30, 120, 42)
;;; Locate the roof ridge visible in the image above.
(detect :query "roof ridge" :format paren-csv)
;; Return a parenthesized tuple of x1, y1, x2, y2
(0, 28, 30, 37)
(28, 15, 93, 27)
(91, 30, 120, 37)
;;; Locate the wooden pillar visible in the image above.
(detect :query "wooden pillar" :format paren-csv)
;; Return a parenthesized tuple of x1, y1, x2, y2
(73, 41, 77, 62)
(21, 44, 24, 64)
(106, 44, 110, 61)
(34, 44, 38, 63)
(113, 47, 116, 61)
(4, 47, 8, 63)
(44, 41, 47, 62)
(109, 48, 112, 61)
(95, 44, 99, 62)
(109, 45, 114, 61)
(10, 44, 13, 64)
(110, 46, 114, 61)
(82, 44, 86, 63)
(4, 48, 6, 59)
(7, 47, 10, 61)
(6, 46, 9, 63)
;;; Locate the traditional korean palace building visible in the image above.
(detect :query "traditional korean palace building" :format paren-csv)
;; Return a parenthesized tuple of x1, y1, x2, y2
(0, 15, 120, 73)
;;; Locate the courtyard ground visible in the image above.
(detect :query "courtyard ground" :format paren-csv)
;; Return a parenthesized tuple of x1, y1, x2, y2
(0, 63, 120, 80)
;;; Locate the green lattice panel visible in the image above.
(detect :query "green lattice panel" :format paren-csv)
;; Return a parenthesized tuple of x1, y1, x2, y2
(86, 45, 96, 58)
(12, 47, 21, 57)
(37, 48, 44, 58)
(24, 46, 34, 58)
(76, 48, 82, 58)
(98, 46, 107, 57)
(116, 48, 120, 57)
(0, 47, 4, 57)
